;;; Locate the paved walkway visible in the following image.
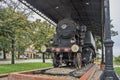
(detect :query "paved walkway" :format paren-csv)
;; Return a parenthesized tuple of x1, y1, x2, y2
(114, 65, 120, 67)
(0, 78, 7, 80)
(0, 59, 52, 64)
(89, 65, 102, 80)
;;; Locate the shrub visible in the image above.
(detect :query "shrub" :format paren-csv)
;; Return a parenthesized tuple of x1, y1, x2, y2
(114, 56, 120, 64)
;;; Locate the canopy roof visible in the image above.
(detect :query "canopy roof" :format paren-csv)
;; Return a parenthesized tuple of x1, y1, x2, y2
(20, 0, 104, 36)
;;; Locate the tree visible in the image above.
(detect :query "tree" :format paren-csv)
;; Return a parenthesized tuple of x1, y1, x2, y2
(0, 0, 55, 63)
(1, 0, 34, 17)
(114, 56, 120, 64)
(1, 0, 36, 59)
(110, 20, 118, 36)
(0, 36, 11, 59)
(96, 21, 118, 50)
(0, 8, 29, 64)
(26, 19, 55, 52)
(21, 19, 55, 62)
(15, 29, 31, 58)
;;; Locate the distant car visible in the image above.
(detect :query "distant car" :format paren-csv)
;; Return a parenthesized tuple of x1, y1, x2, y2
(19, 55, 28, 59)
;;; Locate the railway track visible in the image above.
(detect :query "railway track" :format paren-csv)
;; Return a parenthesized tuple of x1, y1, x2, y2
(0, 63, 98, 80)
(33, 63, 94, 79)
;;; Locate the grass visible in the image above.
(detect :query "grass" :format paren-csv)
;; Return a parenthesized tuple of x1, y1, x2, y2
(115, 67, 120, 76)
(0, 62, 52, 74)
(0, 62, 119, 77)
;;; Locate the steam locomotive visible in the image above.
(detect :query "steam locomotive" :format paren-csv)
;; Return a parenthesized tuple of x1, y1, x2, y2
(41, 18, 96, 68)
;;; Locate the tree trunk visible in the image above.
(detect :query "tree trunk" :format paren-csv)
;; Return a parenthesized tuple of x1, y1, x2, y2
(18, 53, 20, 59)
(17, 50, 20, 59)
(11, 36, 15, 64)
(3, 49, 6, 59)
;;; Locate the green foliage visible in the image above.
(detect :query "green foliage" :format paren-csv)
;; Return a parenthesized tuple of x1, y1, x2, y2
(0, 6, 55, 60)
(26, 19, 55, 52)
(0, 36, 11, 51)
(111, 30, 118, 36)
(95, 21, 118, 50)
(0, 62, 52, 74)
(0, 8, 28, 41)
(115, 67, 120, 76)
(95, 36, 101, 50)
(114, 56, 120, 64)
(110, 20, 118, 36)
(0, 8, 29, 60)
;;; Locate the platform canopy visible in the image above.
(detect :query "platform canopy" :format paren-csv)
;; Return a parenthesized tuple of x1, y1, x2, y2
(20, 0, 104, 36)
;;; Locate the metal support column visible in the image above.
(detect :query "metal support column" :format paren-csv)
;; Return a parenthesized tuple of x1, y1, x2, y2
(101, 0, 105, 65)
(100, 0, 120, 79)
(101, 36, 105, 64)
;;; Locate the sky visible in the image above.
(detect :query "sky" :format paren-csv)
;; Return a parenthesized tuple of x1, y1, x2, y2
(110, 0, 120, 56)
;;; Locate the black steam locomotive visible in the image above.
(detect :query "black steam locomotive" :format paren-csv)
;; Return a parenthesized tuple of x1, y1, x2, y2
(41, 18, 96, 68)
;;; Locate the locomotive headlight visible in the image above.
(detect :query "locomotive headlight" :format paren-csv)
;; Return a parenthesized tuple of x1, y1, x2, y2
(61, 24, 67, 29)
(71, 44, 79, 52)
(41, 45, 47, 52)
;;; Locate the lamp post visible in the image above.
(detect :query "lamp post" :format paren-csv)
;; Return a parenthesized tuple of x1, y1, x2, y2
(100, 0, 120, 79)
